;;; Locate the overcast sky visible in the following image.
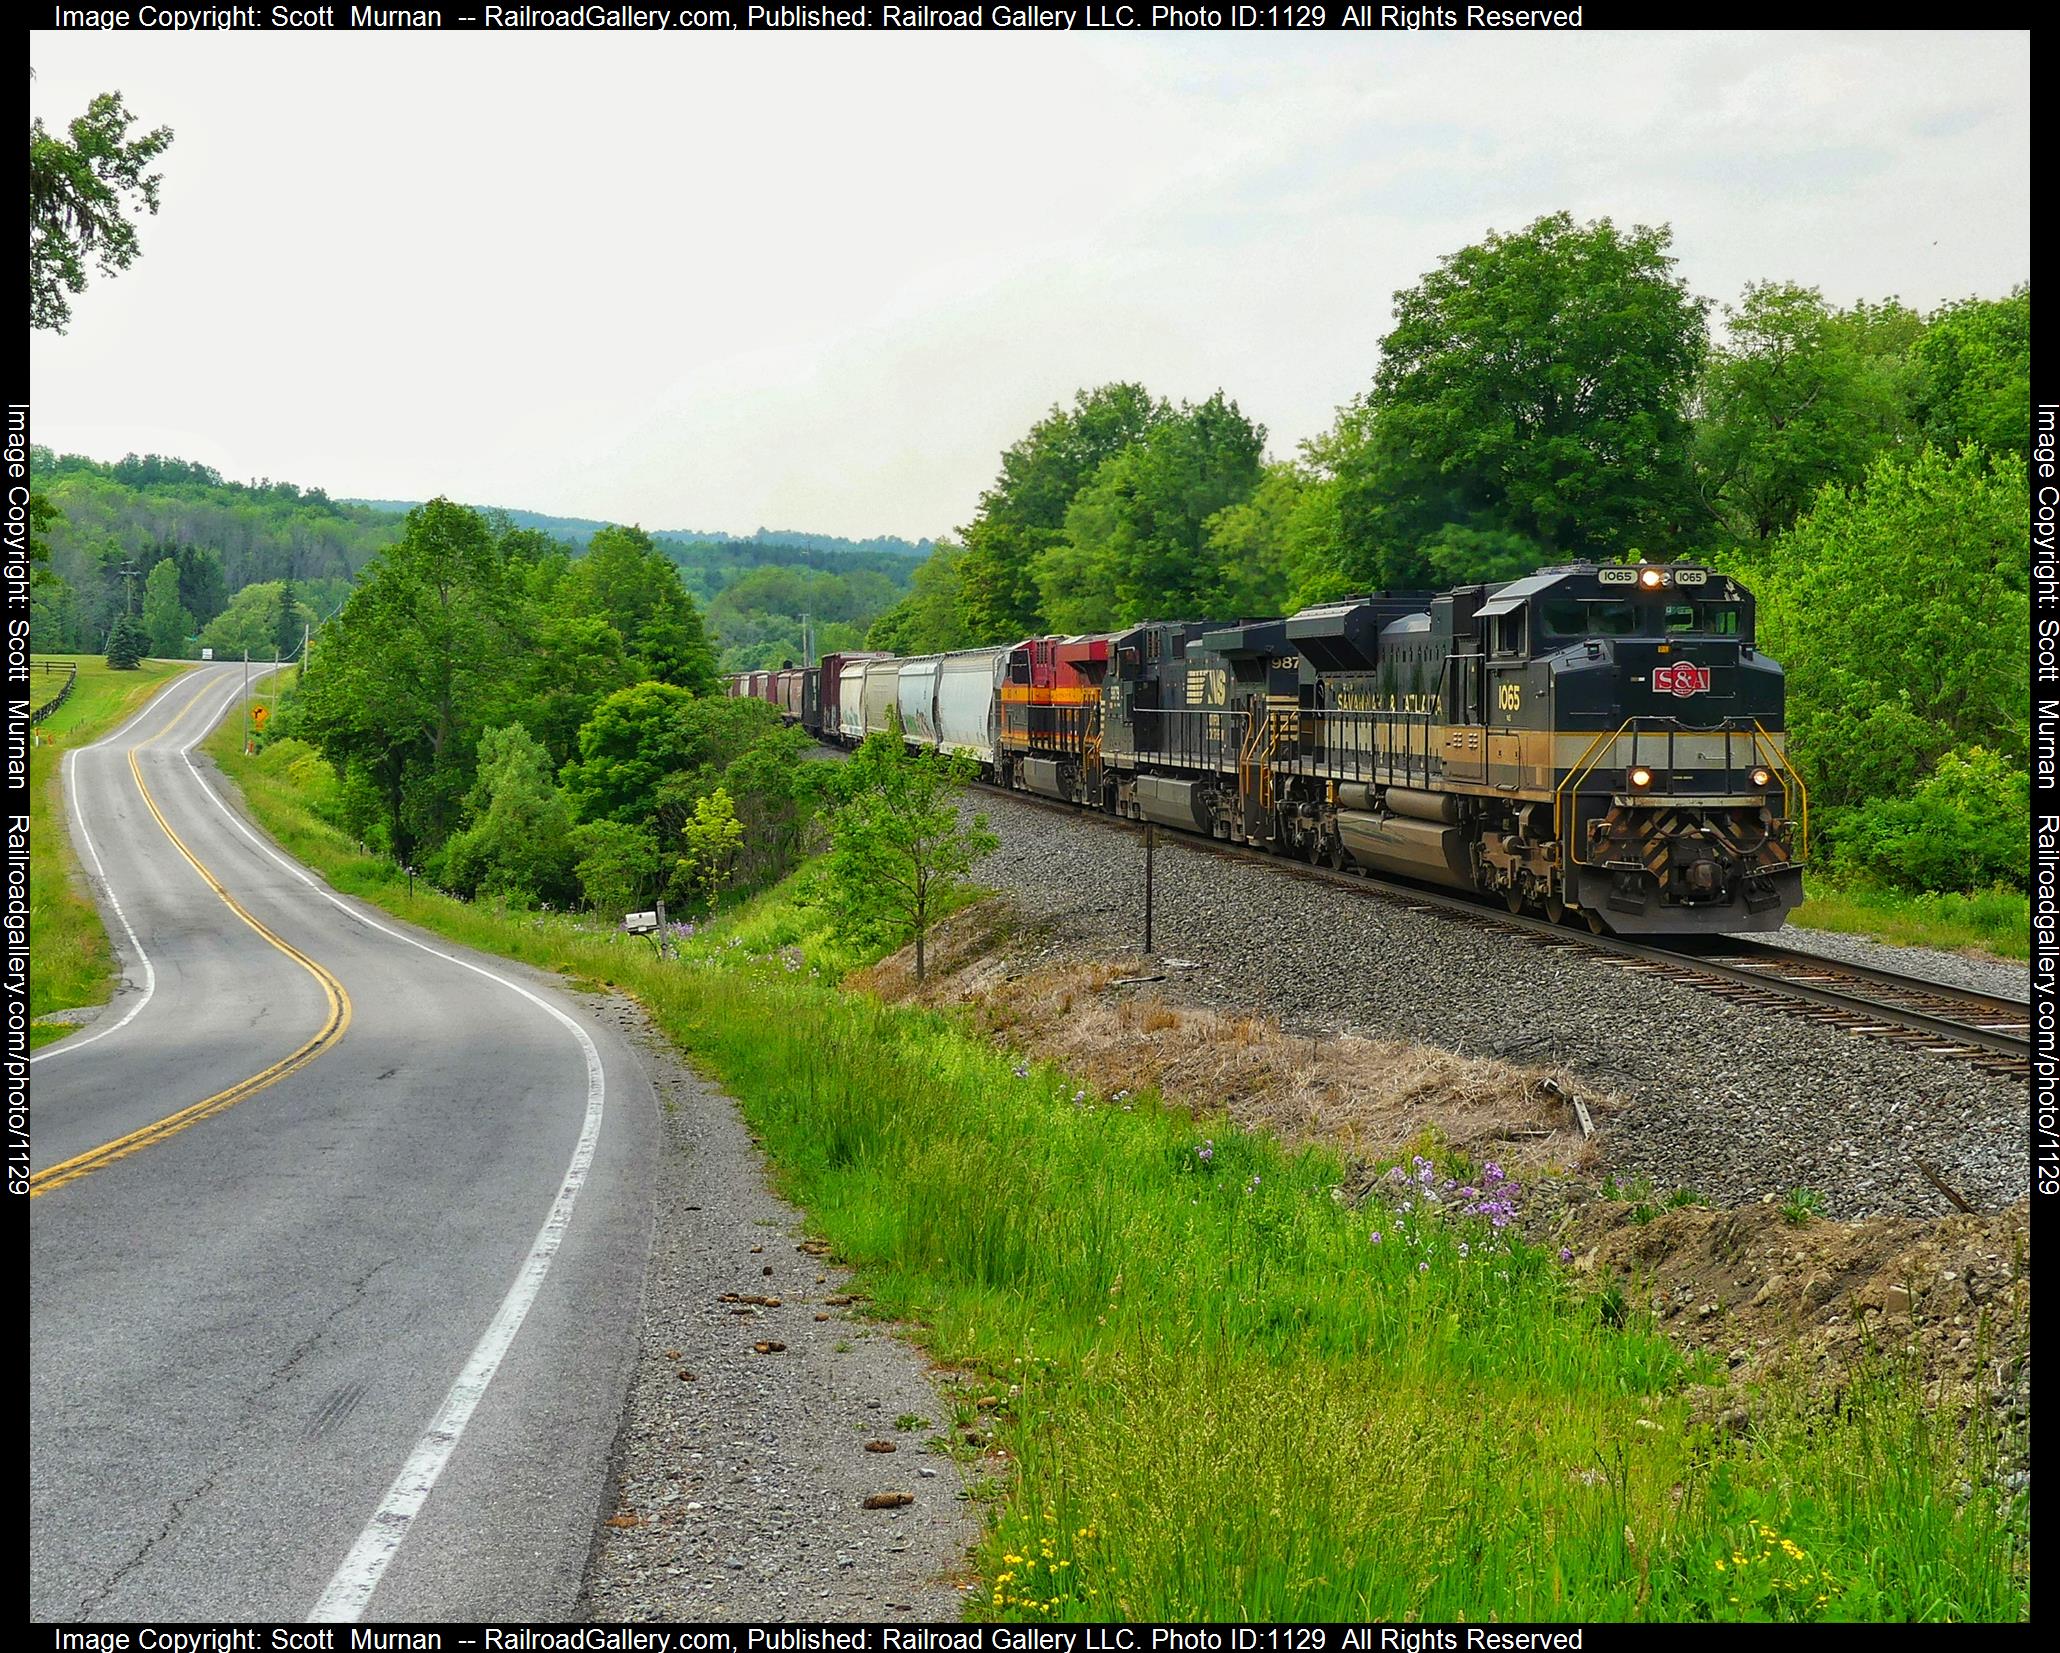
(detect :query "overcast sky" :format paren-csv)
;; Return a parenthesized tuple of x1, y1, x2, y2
(28, 28, 2029, 541)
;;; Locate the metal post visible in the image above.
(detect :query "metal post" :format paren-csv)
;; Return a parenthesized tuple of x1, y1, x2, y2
(1144, 822, 1155, 955)
(242, 650, 251, 755)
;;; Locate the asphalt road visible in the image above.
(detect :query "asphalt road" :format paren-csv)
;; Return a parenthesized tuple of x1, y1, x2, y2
(30, 664, 658, 1622)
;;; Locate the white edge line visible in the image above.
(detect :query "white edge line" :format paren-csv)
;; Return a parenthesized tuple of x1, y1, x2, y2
(34, 666, 279, 1064)
(164, 701, 607, 1624)
(29, 668, 248, 1065)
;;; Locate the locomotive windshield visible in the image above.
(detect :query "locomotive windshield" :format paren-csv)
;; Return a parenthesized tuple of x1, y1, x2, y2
(1539, 597, 1742, 639)
(1664, 602, 1740, 634)
(1539, 599, 1642, 638)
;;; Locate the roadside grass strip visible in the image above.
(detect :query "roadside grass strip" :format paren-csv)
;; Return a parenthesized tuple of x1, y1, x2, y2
(212, 725, 2029, 1624)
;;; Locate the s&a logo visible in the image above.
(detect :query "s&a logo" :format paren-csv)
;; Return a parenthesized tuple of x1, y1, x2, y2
(1651, 663, 1712, 698)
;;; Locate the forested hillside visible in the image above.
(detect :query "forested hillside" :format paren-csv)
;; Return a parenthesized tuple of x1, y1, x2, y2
(347, 500, 932, 562)
(28, 449, 398, 656)
(28, 455, 923, 673)
(347, 503, 929, 673)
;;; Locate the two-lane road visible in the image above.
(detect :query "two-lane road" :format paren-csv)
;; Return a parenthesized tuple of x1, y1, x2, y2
(31, 664, 658, 1621)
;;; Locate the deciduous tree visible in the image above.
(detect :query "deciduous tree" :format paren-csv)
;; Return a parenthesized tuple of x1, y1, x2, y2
(1355, 211, 1707, 586)
(141, 556, 192, 658)
(30, 88, 173, 332)
(820, 733, 996, 981)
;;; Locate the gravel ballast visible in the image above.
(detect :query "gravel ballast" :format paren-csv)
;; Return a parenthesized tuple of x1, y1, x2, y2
(962, 790, 2027, 1221)
(580, 997, 976, 1623)
(1767, 922, 2028, 1000)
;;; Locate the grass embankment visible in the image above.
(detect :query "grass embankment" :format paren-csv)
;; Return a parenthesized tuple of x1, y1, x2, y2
(1793, 879, 2029, 962)
(211, 721, 2028, 1623)
(27, 654, 198, 1048)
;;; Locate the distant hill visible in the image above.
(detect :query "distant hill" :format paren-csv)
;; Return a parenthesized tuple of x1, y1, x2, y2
(345, 500, 932, 561)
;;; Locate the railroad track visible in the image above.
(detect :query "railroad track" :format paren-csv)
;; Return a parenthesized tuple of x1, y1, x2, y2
(970, 778, 2032, 1081)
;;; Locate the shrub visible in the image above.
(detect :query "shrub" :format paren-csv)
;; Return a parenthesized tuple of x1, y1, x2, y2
(1830, 746, 2029, 892)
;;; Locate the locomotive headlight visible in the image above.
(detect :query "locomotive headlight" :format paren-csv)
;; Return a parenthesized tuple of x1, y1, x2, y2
(1751, 766, 1773, 789)
(1638, 567, 1666, 589)
(1628, 766, 1654, 790)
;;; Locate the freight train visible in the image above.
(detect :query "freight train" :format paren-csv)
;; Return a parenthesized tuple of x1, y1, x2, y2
(725, 562, 1807, 934)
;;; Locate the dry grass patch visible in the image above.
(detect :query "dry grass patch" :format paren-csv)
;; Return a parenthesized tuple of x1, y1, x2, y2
(855, 898, 1608, 1173)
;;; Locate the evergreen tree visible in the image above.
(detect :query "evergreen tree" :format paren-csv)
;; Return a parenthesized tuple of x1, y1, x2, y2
(105, 611, 147, 669)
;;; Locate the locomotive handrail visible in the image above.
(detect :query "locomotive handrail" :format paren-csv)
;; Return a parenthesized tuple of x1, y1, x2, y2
(1554, 720, 1630, 864)
(1557, 716, 1807, 870)
(1753, 721, 1809, 861)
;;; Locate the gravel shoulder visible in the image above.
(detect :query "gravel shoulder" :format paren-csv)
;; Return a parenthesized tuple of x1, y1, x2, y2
(579, 994, 977, 1623)
(961, 790, 2026, 1220)
(1767, 922, 2029, 1000)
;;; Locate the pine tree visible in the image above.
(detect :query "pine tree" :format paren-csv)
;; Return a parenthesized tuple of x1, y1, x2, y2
(106, 612, 148, 669)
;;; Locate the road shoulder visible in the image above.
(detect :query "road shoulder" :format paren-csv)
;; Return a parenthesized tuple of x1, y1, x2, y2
(579, 997, 979, 1623)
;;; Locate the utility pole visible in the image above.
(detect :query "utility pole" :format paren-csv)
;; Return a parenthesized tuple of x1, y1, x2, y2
(801, 611, 813, 666)
(242, 649, 251, 755)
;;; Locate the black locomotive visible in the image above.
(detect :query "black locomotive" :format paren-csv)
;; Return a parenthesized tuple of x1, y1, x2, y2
(728, 561, 1806, 935)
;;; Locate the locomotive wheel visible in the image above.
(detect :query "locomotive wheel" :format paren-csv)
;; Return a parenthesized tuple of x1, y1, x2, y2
(1505, 892, 1524, 915)
(1545, 896, 1566, 924)
(1585, 909, 1607, 934)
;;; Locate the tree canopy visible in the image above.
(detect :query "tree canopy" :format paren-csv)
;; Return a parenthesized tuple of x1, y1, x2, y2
(1347, 211, 1708, 587)
(29, 88, 173, 333)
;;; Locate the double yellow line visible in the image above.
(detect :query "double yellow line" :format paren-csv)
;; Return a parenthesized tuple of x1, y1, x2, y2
(31, 677, 352, 1198)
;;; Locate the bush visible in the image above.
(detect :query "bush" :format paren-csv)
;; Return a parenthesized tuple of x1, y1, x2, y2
(1829, 746, 2029, 892)
(569, 818, 662, 919)
(439, 724, 574, 903)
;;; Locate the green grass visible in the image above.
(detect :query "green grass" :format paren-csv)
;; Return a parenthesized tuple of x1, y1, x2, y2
(1793, 878, 2028, 961)
(210, 716, 2029, 1624)
(28, 654, 197, 1048)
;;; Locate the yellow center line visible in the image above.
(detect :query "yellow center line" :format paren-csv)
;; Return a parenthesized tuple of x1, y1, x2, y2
(30, 699, 353, 1198)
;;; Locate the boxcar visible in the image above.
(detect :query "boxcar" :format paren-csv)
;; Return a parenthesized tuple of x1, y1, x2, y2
(801, 667, 822, 735)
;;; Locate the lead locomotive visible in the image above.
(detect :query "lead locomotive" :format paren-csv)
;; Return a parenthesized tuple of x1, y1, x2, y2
(728, 561, 1806, 935)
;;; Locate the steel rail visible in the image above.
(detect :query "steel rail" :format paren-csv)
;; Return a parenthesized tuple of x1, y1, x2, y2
(962, 773, 2030, 1078)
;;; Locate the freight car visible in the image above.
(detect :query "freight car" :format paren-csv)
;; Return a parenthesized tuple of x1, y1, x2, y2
(723, 561, 1806, 935)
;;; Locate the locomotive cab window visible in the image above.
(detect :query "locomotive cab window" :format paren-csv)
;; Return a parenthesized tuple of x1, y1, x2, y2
(1665, 602, 1740, 635)
(1491, 609, 1526, 657)
(1541, 599, 1640, 638)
